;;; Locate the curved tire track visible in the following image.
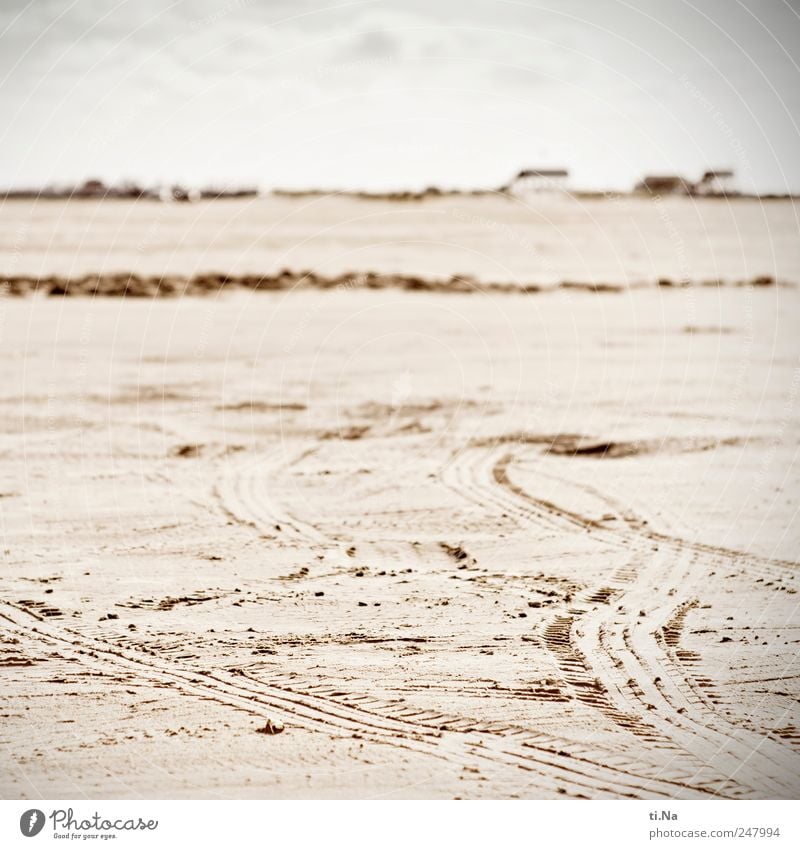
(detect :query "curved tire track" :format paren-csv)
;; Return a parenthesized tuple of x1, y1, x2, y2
(444, 443, 800, 797)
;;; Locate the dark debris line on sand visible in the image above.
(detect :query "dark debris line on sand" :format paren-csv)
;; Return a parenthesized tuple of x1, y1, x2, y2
(0, 271, 783, 297)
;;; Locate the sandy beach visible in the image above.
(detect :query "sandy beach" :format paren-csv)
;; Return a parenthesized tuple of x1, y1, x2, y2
(2, 194, 799, 286)
(1, 195, 799, 799)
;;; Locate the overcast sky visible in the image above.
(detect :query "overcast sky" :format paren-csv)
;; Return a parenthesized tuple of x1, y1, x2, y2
(1, 0, 799, 192)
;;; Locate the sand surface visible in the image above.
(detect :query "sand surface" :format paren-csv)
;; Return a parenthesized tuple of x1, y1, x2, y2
(2, 194, 799, 285)
(1, 197, 799, 799)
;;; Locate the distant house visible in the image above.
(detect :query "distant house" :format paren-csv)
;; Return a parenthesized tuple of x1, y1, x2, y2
(695, 169, 735, 196)
(634, 170, 737, 197)
(634, 175, 694, 195)
(504, 168, 569, 195)
(73, 178, 109, 198)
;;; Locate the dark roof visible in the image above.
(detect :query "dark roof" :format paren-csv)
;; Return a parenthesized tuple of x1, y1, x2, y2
(700, 169, 734, 180)
(516, 168, 569, 179)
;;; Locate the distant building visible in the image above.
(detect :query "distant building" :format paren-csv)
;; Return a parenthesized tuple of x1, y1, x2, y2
(634, 175, 694, 195)
(73, 178, 109, 198)
(634, 170, 736, 196)
(504, 168, 569, 195)
(695, 169, 735, 196)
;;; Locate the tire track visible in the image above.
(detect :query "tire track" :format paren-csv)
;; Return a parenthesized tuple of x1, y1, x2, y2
(214, 443, 328, 545)
(546, 516, 798, 796)
(0, 600, 709, 798)
(441, 446, 572, 538)
(503, 451, 798, 575)
(446, 443, 799, 796)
